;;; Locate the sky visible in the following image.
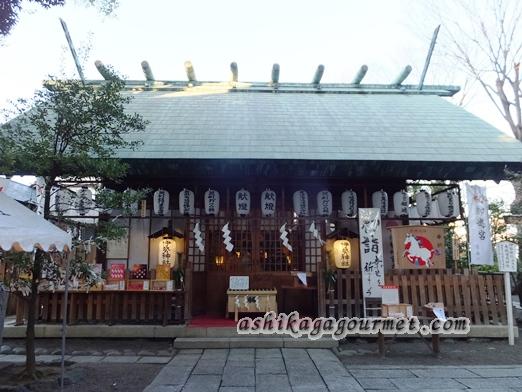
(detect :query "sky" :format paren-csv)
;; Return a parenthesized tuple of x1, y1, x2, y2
(0, 0, 518, 204)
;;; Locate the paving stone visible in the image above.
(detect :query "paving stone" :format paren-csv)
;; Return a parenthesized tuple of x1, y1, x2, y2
(322, 376, 365, 392)
(291, 385, 329, 392)
(357, 377, 398, 390)
(69, 355, 104, 363)
(152, 365, 193, 386)
(193, 359, 226, 375)
(101, 355, 140, 363)
(256, 374, 292, 392)
(222, 366, 255, 387)
(350, 369, 416, 378)
(174, 338, 229, 349)
(34, 347, 48, 355)
(411, 368, 479, 378)
(225, 359, 255, 368)
(0, 354, 25, 362)
(138, 356, 171, 364)
(306, 348, 339, 362)
(12, 347, 25, 354)
(456, 377, 522, 389)
(255, 358, 286, 374)
(36, 355, 68, 363)
(200, 349, 229, 360)
(255, 348, 282, 359)
(467, 367, 522, 377)
(103, 349, 121, 356)
(176, 349, 203, 355)
(138, 349, 156, 356)
(168, 354, 200, 367)
(143, 384, 182, 392)
(182, 375, 221, 392)
(391, 377, 468, 390)
(229, 337, 282, 348)
(228, 348, 254, 359)
(219, 388, 255, 392)
(0, 345, 11, 354)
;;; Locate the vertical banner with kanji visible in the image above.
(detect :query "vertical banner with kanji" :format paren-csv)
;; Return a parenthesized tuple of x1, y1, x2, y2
(358, 208, 384, 298)
(466, 184, 493, 265)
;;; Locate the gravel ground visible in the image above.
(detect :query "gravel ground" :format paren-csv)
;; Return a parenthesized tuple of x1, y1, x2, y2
(0, 362, 162, 392)
(339, 331, 522, 366)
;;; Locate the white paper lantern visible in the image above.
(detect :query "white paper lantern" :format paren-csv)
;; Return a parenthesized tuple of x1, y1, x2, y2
(293, 190, 309, 217)
(415, 189, 431, 218)
(158, 237, 176, 266)
(393, 190, 409, 218)
(179, 188, 195, 215)
(372, 189, 388, 216)
(333, 239, 352, 269)
(77, 187, 93, 216)
(236, 189, 251, 216)
(429, 199, 441, 219)
(341, 190, 357, 218)
(437, 189, 460, 218)
(204, 189, 220, 216)
(261, 189, 277, 217)
(316, 190, 333, 217)
(153, 189, 170, 216)
(54, 188, 75, 214)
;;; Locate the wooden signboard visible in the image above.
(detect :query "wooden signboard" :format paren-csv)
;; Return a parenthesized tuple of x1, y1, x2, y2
(390, 225, 445, 269)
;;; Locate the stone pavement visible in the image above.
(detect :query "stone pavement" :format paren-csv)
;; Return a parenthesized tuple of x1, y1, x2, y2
(145, 348, 522, 392)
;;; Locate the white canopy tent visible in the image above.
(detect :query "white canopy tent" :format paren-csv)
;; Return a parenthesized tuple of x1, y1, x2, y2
(0, 191, 72, 390)
(0, 191, 71, 252)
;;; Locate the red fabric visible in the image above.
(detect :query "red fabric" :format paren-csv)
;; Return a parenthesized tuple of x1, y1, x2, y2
(189, 315, 238, 328)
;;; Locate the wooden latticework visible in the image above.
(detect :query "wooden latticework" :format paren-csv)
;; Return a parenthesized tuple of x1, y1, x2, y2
(324, 269, 508, 325)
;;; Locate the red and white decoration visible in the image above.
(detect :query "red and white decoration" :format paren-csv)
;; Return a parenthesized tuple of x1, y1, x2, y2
(261, 189, 276, 217)
(179, 188, 195, 216)
(153, 189, 170, 216)
(236, 189, 251, 216)
(393, 190, 409, 217)
(316, 190, 332, 217)
(341, 190, 357, 218)
(293, 190, 309, 217)
(204, 189, 220, 216)
(371, 190, 388, 216)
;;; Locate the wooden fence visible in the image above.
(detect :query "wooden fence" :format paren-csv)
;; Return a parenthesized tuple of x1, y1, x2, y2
(324, 269, 507, 325)
(15, 290, 185, 326)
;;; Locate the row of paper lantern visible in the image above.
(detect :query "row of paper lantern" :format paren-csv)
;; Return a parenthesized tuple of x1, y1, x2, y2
(144, 188, 460, 219)
(52, 186, 94, 216)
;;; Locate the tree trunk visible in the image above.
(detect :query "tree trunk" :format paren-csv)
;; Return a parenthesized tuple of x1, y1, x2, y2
(25, 250, 43, 377)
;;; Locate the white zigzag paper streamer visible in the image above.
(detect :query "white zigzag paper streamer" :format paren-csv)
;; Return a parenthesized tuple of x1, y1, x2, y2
(279, 223, 293, 252)
(193, 222, 205, 252)
(222, 222, 234, 252)
(309, 221, 325, 246)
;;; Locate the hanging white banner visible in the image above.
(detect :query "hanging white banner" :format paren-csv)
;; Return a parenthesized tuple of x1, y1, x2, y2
(358, 208, 384, 298)
(466, 184, 494, 265)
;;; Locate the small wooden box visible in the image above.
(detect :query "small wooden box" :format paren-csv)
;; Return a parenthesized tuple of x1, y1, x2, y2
(226, 289, 278, 321)
(150, 280, 174, 291)
(381, 303, 413, 318)
(126, 280, 150, 291)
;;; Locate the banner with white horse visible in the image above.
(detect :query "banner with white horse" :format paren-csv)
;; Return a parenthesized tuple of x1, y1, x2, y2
(390, 225, 446, 269)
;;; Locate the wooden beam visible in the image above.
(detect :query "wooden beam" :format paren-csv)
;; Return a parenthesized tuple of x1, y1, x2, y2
(392, 65, 412, 86)
(271, 63, 280, 85)
(141, 60, 154, 82)
(352, 65, 368, 85)
(94, 60, 114, 80)
(230, 62, 238, 82)
(312, 64, 325, 85)
(184, 61, 196, 82)
(418, 25, 441, 90)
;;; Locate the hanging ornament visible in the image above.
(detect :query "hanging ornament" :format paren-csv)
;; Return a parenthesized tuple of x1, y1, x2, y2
(372, 189, 388, 216)
(341, 190, 357, 218)
(393, 190, 409, 218)
(261, 189, 277, 217)
(415, 189, 431, 218)
(279, 223, 293, 252)
(235, 189, 251, 216)
(308, 221, 325, 246)
(193, 222, 204, 252)
(293, 190, 309, 217)
(158, 237, 176, 265)
(179, 188, 195, 216)
(316, 190, 332, 217)
(222, 222, 234, 252)
(204, 189, 220, 216)
(437, 189, 460, 218)
(153, 189, 170, 216)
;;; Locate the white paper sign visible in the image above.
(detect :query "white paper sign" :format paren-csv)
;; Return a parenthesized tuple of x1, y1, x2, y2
(466, 184, 494, 265)
(229, 276, 249, 290)
(381, 285, 399, 305)
(359, 208, 384, 298)
(433, 307, 447, 321)
(495, 241, 518, 272)
(297, 272, 307, 286)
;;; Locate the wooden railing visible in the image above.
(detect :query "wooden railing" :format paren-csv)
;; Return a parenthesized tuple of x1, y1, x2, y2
(15, 290, 185, 326)
(324, 269, 507, 325)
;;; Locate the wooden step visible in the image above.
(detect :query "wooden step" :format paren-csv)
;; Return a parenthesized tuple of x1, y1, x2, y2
(173, 337, 338, 349)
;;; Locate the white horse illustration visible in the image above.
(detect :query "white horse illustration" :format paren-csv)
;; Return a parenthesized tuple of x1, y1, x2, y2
(403, 233, 433, 267)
